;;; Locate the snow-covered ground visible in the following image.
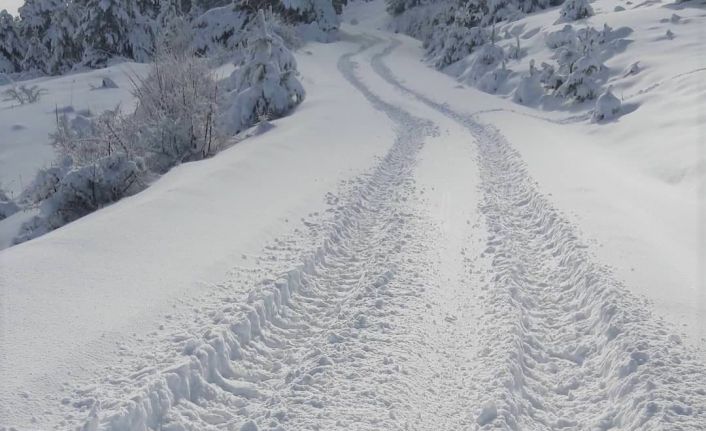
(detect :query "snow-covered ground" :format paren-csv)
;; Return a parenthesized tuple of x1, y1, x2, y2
(369, 0, 706, 347)
(0, 63, 151, 196)
(1, 0, 705, 429)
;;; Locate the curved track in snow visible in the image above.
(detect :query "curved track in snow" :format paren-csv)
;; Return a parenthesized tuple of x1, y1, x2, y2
(76, 37, 478, 431)
(50, 34, 706, 431)
(371, 38, 706, 430)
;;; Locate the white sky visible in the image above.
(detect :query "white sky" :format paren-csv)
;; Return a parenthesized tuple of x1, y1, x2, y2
(0, 0, 23, 15)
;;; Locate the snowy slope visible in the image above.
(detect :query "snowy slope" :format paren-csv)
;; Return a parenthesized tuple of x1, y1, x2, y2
(0, 63, 151, 196)
(1, 0, 705, 430)
(0, 39, 397, 428)
(372, 0, 706, 346)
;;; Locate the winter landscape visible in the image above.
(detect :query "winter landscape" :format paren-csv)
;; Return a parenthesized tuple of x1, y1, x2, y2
(0, 0, 705, 429)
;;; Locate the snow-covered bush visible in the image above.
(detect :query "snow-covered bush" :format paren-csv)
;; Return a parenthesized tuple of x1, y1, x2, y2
(537, 61, 561, 90)
(17, 38, 223, 241)
(387, 0, 422, 16)
(222, 10, 305, 134)
(15, 155, 145, 243)
(390, 0, 561, 71)
(389, 0, 453, 43)
(52, 44, 220, 173)
(0, 185, 19, 220)
(513, 61, 544, 104)
(3, 0, 342, 76)
(457, 42, 510, 93)
(557, 0, 593, 23)
(17, 156, 73, 205)
(592, 87, 621, 121)
(245, 0, 339, 33)
(540, 23, 615, 102)
(52, 107, 138, 166)
(556, 65, 599, 101)
(284, 0, 339, 33)
(430, 25, 489, 68)
(545, 24, 577, 49)
(131, 47, 220, 171)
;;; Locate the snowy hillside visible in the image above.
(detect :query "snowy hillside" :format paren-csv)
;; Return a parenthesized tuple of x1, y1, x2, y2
(1, 0, 705, 430)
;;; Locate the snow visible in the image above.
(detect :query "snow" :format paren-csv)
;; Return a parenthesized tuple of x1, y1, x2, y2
(0, 36, 396, 429)
(0, 0, 23, 16)
(1, 0, 705, 429)
(592, 86, 621, 121)
(0, 62, 151, 196)
(373, 4, 706, 349)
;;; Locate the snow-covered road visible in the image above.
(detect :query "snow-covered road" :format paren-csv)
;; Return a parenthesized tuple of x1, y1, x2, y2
(368, 36, 706, 428)
(2, 4, 705, 430)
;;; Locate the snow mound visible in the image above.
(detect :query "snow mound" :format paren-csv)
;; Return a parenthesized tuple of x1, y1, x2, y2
(592, 87, 622, 122)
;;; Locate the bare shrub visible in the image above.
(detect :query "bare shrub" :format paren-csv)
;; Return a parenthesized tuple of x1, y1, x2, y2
(2, 83, 47, 104)
(129, 47, 220, 172)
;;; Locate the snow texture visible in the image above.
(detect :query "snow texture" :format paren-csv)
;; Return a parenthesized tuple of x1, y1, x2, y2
(1, 1, 705, 430)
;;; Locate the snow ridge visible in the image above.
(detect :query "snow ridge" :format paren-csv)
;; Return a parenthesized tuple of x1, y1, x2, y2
(78, 39, 437, 431)
(371, 38, 706, 430)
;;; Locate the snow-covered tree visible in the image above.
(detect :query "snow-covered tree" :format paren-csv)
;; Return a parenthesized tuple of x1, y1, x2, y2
(21, 35, 49, 72)
(386, 0, 424, 16)
(78, 0, 154, 67)
(17, 155, 73, 205)
(193, 0, 231, 14)
(331, 0, 347, 14)
(428, 22, 488, 68)
(45, 3, 83, 74)
(0, 10, 24, 73)
(16, 154, 145, 243)
(0, 184, 19, 220)
(137, 0, 163, 18)
(154, 0, 195, 54)
(557, 0, 593, 23)
(18, 0, 62, 39)
(131, 46, 220, 170)
(223, 10, 305, 134)
(17, 0, 66, 73)
(191, 3, 250, 55)
(239, 0, 339, 32)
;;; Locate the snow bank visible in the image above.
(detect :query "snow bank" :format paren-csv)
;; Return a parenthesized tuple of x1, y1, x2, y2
(0, 38, 396, 429)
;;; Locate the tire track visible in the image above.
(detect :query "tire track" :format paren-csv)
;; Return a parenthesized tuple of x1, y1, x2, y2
(77, 38, 439, 431)
(371, 38, 706, 430)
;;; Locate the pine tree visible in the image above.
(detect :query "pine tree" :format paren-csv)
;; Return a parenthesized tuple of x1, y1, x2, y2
(557, 0, 593, 22)
(155, 0, 194, 54)
(18, 0, 65, 73)
(224, 10, 305, 133)
(22, 35, 49, 72)
(45, 2, 83, 74)
(18, 0, 62, 39)
(386, 0, 423, 16)
(78, 0, 154, 67)
(0, 10, 24, 73)
(239, 0, 339, 31)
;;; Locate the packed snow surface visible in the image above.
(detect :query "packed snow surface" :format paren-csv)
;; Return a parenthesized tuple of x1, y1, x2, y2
(1, 0, 705, 430)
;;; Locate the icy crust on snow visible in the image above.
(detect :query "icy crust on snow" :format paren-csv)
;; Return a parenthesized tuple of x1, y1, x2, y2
(371, 39, 706, 430)
(72, 41, 437, 431)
